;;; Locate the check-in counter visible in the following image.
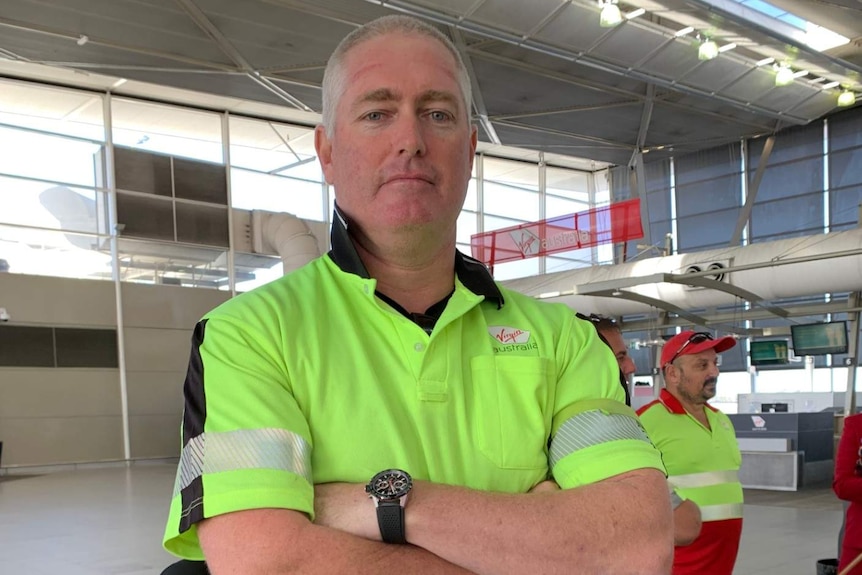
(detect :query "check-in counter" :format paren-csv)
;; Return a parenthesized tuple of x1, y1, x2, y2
(727, 412, 834, 491)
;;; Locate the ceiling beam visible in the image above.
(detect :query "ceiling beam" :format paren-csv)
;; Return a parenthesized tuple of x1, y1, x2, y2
(0, 16, 236, 72)
(365, 0, 819, 124)
(492, 118, 635, 152)
(450, 27, 501, 144)
(467, 49, 774, 132)
(492, 99, 641, 121)
(631, 83, 655, 166)
(174, 0, 313, 112)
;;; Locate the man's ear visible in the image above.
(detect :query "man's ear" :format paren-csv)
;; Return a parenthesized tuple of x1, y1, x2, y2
(315, 125, 334, 185)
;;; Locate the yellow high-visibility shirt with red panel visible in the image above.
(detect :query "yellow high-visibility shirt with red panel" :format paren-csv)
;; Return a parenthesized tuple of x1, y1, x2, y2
(637, 389, 743, 575)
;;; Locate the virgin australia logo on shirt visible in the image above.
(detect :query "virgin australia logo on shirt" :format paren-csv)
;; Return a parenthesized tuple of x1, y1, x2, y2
(489, 326, 538, 353)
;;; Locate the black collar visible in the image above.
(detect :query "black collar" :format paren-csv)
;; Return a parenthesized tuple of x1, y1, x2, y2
(327, 205, 503, 309)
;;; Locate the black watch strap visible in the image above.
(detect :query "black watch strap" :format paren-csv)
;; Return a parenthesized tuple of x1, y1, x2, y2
(376, 500, 406, 544)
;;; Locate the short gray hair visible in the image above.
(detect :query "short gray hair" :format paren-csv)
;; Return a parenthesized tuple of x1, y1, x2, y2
(321, 15, 473, 136)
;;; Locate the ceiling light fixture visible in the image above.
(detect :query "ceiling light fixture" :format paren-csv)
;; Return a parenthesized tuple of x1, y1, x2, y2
(775, 64, 794, 87)
(822, 81, 841, 90)
(718, 43, 737, 53)
(675, 26, 695, 37)
(698, 39, 719, 61)
(625, 8, 646, 19)
(792, 70, 809, 79)
(838, 90, 856, 107)
(756, 57, 775, 67)
(599, 0, 623, 28)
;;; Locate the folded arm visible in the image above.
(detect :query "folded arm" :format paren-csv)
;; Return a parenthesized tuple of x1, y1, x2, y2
(200, 468, 671, 575)
(198, 509, 475, 575)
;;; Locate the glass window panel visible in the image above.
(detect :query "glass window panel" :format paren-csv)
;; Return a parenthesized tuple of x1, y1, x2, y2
(676, 174, 740, 217)
(483, 214, 523, 233)
(831, 187, 862, 229)
(456, 210, 477, 246)
(676, 208, 739, 252)
(0, 79, 104, 141)
(711, 371, 751, 409)
(117, 239, 229, 289)
(645, 158, 671, 193)
(277, 159, 323, 182)
(483, 157, 538, 190)
(753, 161, 823, 202)
(830, 147, 862, 189)
(234, 253, 283, 293)
(609, 165, 629, 201)
(0, 177, 105, 235)
(491, 257, 539, 281)
(0, 126, 102, 187)
(645, 187, 671, 223)
(812, 367, 846, 393)
(750, 195, 824, 240)
(546, 195, 587, 219)
(546, 167, 590, 201)
(675, 144, 741, 186)
(829, 108, 862, 151)
(231, 169, 325, 221)
(228, 116, 317, 173)
(483, 181, 539, 220)
(464, 179, 477, 211)
(0, 225, 111, 280)
(749, 123, 823, 169)
(112, 98, 222, 163)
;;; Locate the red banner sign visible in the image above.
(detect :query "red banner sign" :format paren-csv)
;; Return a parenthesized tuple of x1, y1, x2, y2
(470, 198, 643, 267)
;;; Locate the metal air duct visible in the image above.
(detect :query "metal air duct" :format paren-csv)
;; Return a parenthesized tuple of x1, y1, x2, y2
(501, 228, 862, 317)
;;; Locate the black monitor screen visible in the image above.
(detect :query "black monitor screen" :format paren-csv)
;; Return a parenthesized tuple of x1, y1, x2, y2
(750, 339, 790, 366)
(791, 321, 848, 356)
(761, 402, 789, 413)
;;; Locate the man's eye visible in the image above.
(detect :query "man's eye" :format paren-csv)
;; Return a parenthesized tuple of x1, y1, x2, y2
(365, 111, 384, 121)
(429, 110, 452, 122)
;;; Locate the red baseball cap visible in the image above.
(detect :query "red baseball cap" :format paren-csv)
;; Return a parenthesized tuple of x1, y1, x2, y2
(661, 330, 736, 366)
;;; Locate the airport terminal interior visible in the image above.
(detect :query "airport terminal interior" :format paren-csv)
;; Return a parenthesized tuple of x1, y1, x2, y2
(1, 0, 862, 573)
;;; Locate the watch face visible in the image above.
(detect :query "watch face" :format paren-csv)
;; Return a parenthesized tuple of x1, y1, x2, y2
(367, 469, 412, 499)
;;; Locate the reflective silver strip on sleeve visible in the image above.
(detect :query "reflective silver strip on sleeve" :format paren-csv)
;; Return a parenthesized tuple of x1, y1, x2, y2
(699, 503, 744, 522)
(549, 410, 652, 467)
(174, 428, 312, 496)
(668, 469, 740, 489)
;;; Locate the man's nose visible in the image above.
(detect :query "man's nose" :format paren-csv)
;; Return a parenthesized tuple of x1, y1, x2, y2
(395, 115, 427, 157)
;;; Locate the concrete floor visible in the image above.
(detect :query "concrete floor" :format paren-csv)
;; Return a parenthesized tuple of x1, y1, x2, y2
(0, 463, 844, 574)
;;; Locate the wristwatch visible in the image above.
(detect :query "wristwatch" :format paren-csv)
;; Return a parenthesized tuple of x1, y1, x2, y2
(365, 468, 412, 544)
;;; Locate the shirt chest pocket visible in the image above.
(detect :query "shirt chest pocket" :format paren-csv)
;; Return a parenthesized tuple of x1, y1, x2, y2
(470, 355, 554, 470)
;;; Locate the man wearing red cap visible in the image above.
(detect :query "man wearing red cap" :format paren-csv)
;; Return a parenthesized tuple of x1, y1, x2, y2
(637, 331, 744, 575)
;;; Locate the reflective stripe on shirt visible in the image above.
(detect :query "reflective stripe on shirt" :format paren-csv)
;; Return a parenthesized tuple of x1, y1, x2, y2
(668, 469, 740, 489)
(549, 410, 652, 467)
(175, 428, 312, 495)
(699, 503, 744, 521)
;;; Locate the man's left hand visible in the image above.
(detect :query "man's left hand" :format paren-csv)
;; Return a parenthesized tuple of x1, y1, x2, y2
(313, 482, 381, 540)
